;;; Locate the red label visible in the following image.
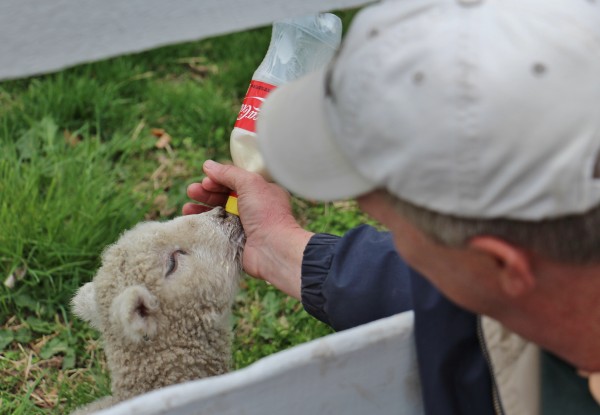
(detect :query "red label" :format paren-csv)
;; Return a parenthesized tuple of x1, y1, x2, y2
(234, 80, 276, 133)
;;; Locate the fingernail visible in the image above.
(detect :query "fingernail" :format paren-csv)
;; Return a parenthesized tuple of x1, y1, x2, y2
(204, 160, 217, 170)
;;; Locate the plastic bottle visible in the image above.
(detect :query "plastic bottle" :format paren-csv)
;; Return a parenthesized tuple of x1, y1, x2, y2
(226, 13, 342, 216)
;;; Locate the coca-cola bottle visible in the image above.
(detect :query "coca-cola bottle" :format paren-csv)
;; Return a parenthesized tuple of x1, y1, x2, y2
(226, 13, 342, 215)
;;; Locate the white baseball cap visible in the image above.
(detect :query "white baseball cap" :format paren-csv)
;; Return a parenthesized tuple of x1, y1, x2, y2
(257, 0, 600, 220)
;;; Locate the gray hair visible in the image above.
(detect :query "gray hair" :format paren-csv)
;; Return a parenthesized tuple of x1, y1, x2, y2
(388, 194, 600, 264)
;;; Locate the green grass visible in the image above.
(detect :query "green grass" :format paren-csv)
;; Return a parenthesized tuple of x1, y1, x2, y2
(0, 10, 374, 414)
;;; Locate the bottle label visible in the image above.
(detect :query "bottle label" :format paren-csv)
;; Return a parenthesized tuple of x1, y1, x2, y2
(234, 80, 276, 133)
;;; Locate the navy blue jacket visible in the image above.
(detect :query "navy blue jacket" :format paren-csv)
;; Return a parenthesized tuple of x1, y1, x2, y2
(301, 225, 499, 415)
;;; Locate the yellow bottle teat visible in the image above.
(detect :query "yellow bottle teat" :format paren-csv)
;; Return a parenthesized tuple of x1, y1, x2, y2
(225, 192, 239, 216)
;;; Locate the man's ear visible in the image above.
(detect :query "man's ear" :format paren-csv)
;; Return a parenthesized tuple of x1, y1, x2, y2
(72, 282, 102, 329)
(468, 236, 536, 297)
(109, 285, 160, 343)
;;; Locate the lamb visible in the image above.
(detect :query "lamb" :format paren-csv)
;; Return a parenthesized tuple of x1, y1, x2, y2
(70, 207, 245, 414)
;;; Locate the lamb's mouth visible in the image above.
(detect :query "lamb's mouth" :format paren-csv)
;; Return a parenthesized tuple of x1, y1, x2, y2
(224, 214, 245, 265)
(225, 212, 243, 235)
(206, 207, 244, 267)
(209, 206, 245, 243)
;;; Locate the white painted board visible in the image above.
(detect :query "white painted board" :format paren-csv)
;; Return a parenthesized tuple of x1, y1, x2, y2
(95, 311, 423, 415)
(0, 0, 374, 81)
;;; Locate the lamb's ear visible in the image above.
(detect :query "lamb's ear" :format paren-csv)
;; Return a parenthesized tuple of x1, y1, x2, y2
(72, 282, 102, 329)
(109, 285, 160, 343)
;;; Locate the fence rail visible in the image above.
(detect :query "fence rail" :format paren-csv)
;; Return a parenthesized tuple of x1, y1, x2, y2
(95, 312, 423, 415)
(0, 0, 373, 81)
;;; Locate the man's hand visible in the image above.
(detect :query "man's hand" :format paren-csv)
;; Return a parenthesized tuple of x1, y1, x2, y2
(183, 160, 313, 299)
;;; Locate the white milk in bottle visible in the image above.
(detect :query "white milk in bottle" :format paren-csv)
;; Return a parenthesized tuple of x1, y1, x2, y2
(226, 14, 342, 215)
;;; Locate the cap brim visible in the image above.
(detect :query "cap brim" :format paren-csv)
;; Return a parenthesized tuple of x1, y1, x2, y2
(257, 68, 375, 202)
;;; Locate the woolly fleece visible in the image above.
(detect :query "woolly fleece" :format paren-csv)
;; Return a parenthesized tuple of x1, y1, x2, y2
(71, 207, 244, 414)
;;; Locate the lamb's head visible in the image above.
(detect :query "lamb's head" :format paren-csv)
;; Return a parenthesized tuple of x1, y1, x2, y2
(72, 207, 244, 345)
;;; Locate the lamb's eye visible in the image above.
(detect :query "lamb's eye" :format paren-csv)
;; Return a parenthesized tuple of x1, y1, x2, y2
(166, 250, 187, 277)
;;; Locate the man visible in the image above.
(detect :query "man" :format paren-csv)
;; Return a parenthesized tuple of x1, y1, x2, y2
(184, 0, 600, 413)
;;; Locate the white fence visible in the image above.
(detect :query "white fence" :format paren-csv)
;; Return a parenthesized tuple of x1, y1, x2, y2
(96, 312, 423, 415)
(0, 0, 374, 81)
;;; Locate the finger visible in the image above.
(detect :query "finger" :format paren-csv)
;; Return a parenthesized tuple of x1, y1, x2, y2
(187, 183, 229, 207)
(187, 182, 204, 199)
(201, 177, 230, 193)
(182, 202, 212, 215)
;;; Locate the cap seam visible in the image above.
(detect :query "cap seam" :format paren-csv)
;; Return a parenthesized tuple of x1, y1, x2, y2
(453, 5, 483, 213)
